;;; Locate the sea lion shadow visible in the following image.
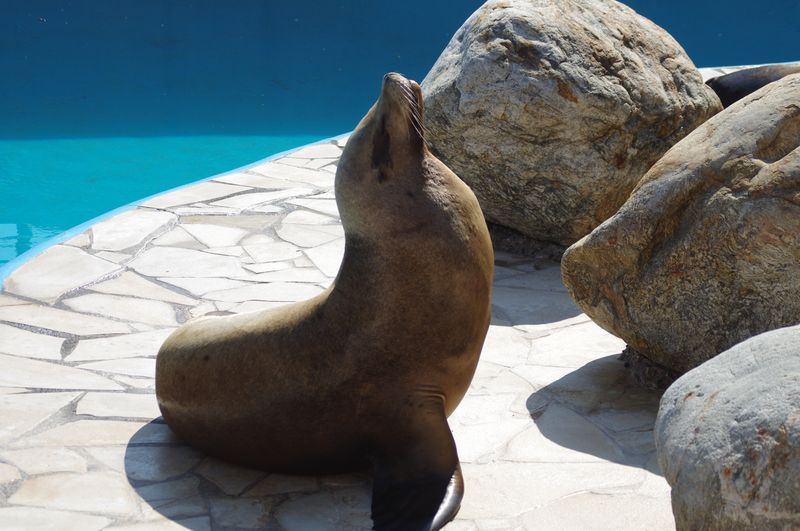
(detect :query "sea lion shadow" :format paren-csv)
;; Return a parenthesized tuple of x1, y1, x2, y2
(524, 354, 665, 475)
(124, 420, 373, 530)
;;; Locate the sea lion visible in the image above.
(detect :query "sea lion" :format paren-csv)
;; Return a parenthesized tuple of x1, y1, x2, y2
(155, 72, 494, 530)
(706, 63, 800, 107)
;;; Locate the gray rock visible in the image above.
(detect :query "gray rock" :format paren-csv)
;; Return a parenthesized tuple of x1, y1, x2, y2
(422, 0, 720, 245)
(655, 325, 800, 530)
(562, 73, 800, 375)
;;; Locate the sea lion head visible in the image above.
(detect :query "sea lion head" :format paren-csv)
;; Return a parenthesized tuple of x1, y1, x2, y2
(335, 72, 431, 239)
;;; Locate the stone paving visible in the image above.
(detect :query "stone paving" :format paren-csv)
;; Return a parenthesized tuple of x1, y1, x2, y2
(2, 62, 773, 528)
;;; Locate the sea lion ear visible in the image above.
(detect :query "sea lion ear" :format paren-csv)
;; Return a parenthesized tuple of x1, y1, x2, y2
(372, 117, 393, 182)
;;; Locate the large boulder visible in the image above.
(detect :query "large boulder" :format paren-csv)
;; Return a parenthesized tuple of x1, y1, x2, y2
(561, 73, 800, 375)
(422, 0, 721, 245)
(655, 325, 800, 530)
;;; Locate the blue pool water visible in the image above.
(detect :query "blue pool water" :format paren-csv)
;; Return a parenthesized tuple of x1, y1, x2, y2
(1, 0, 798, 265)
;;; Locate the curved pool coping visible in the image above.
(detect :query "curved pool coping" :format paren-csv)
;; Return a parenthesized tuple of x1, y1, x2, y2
(2, 60, 798, 286)
(0, 132, 350, 285)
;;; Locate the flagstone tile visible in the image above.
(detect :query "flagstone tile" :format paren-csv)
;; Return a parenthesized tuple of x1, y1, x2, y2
(0, 354, 122, 392)
(181, 223, 249, 248)
(304, 157, 337, 170)
(89, 272, 197, 306)
(213, 171, 299, 189)
(114, 376, 155, 390)
(129, 247, 246, 278)
(77, 392, 161, 419)
(234, 268, 328, 284)
(137, 477, 201, 503)
(240, 233, 276, 246)
(0, 461, 21, 484)
(189, 301, 218, 318)
(95, 251, 133, 263)
(141, 182, 249, 209)
(493, 265, 567, 292)
(89, 445, 201, 482)
(277, 157, 311, 168)
(0, 323, 64, 361)
(196, 457, 265, 496)
(1, 447, 87, 475)
(274, 487, 372, 531)
(208, 497, 272, 529)
(0, 392, 80, 445)
(16, 420, 174, 447)
(92, 210, 176, 252)
(204, 282, 324, 303)
(229, 301, 289, 314)
(157, 277, 250, 297)
(0, 387, 28, 395)
(170, 204, 241, 216)
(0, 294, 27, 306)
(243, 242, 302, 263)
(520, 492, 674, 530)
(289, 142, 342, 159)
(503, 404, 625, 463)
(63, 232, 91, 248)
(3, 246, 120, 304)
(527, 321, 626, 368)
(9, 471, 140, 515)
(66, 329, 173, 362)
(77, 358, 156, 378)
(210, 188, 313, 209)
(304, 239, 345, 277)
(282, 210, 336, 225)
(242, 261, 293, 274)
(245, 474, 319, 497)
(0, 507, 110, 531)
(105, 518, 211, 531)
(277, 224, 343, 248)
(203, 246, 244, 257)
(458, 462, 645, 520)
(247, 162, 334, 188)
(64, 294, 178, 327)
(285, 198, 340, 218)
(0, 304, 132, 335)
(480, 325, 531, 368)
(492, 286, 581, 327)
(155, 497, 208, 520)
(151, 226, 204, 249)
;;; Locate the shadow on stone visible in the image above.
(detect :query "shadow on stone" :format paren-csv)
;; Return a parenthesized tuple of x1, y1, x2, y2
(125, 419, 372, 530)
(490, 261, 583, 326)
(524, 354, 665, 475)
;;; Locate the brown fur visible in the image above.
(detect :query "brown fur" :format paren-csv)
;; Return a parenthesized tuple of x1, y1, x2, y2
(155, 73, 493, 524)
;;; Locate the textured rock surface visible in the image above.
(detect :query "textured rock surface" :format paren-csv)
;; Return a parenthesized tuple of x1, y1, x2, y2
(422, 0, 721, 245)
(562, 73, 800, 374)
(655, 325, 800, 530)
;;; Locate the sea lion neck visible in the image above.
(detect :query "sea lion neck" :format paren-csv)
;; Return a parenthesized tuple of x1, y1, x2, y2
(334, 73, 433, 240)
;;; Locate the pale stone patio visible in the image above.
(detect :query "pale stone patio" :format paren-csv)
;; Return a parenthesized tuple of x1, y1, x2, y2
(0, 64, 754, 530)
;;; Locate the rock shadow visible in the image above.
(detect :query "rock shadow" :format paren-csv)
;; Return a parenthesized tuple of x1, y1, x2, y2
(524, 354, 665, 475)
(491, 263, 583, 326)
(125, 419, 372, 530)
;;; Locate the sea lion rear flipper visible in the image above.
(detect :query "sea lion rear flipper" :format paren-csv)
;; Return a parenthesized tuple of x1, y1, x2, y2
(370, 401, 463, 531)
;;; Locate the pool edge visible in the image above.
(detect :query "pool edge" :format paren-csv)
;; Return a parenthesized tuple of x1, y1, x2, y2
(0, 132, 350, 287)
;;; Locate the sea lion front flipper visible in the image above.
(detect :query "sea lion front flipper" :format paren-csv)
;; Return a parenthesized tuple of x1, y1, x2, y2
(370, 400, 463, 531)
